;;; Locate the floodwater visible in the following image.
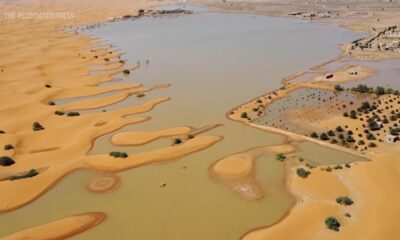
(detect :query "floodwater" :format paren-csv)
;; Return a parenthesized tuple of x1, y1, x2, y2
(0, 5, 367, 240)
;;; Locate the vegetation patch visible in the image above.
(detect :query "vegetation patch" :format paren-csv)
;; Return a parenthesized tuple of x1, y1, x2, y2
(122, 69, 130, 75)
(296, 168, 311, 178)
(33, 122, 45, 131)
(109, 152, 128, 158)
(275, 153, 286, 161)
(4, 144, 14, 150)
(67, 112, 80, 117)
(10, 169, 39, 181)
(54, 111, 65, 116)
(0, 156, 15, 166)
(325, 216, 341, 231)
(336, 196, 354, 206)
(174, 138, 182, 145)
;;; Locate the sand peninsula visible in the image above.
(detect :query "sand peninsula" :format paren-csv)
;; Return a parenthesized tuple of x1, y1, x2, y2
(1, 0, 400, 239)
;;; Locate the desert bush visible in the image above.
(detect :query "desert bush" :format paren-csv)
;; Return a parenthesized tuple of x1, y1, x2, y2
(296, 168, 310, 178)
(328, 130, 335, 136)
(0, 156, 15, 166)
(241, 112, 248, 119)
(336, 196, 354, 206)
(10, 169, 39, 181)
(54, 111, 65, 116)
(334, 85, 344, 91)
(310, 132, 319, 138)
(33, 122, 44, 131)
(137, 93, 146, 98)
(336, 126, 344, 132)
(67, 112, 80, 117)
(109, 152, 128, 158)
(275, 153, 286, 161)
(325, 217, 341, 231)
(4, 144, 14, 150)
(320, 133, 329, 141)
(174, 138, 182, 145)
(368, 142, 377, 148)
(0, 130, 5, 134)
(122, 69, 130, 74)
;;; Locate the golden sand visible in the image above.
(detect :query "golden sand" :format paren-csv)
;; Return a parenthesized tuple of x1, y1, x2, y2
(3, 212, 106, 240)
(0, 0, 222, 219)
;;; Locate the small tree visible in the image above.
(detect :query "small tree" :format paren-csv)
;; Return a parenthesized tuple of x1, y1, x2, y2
(241, 112, 248, 119)
(334, 85, 344, 91)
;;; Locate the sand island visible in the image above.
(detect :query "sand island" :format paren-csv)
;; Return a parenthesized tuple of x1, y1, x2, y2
(0, 0, 400, 239)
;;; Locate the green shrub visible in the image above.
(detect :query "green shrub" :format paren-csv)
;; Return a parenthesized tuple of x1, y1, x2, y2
(10, 169, 39, 181)
(275, 153, 286, 161)
(4, 144, 14, 150)
(0, 130, 5, 134)
(33, 122, 45, 131)
(137, 93, 146, 98)
(54, 111, 65, 116)
(310, 132, 319, 138)
(0, 156, 15, 166)
(334, 85, 344, 91)
(336, 196, 354, 206)
(325, 216, 341, 231)
(320, 133, 329, 141)
(109, 152, 128, 158)
(241, 112, 248, 119)
(296, 168, 310, 178)
(122, 69, 130, 74)
(327, 130, 335, 136)
(45, 84, 52, 88)
(336, 126, 344, 132)
(368, 142, 377, 148)
(174, 138, 182, 145)
(48, 101, 55, 106)
(67, 112, 80, 117)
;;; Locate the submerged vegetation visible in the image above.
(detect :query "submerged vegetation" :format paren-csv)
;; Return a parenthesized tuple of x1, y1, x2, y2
(275, 153, 286, 161)
(109, 152, 128, 158)
(10, 169, 39, 181)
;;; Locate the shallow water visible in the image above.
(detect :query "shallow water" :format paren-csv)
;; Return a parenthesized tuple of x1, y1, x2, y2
(0, 5, 367, 240)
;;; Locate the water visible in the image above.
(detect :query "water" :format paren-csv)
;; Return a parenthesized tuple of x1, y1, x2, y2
(0, 5, 366, 240)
